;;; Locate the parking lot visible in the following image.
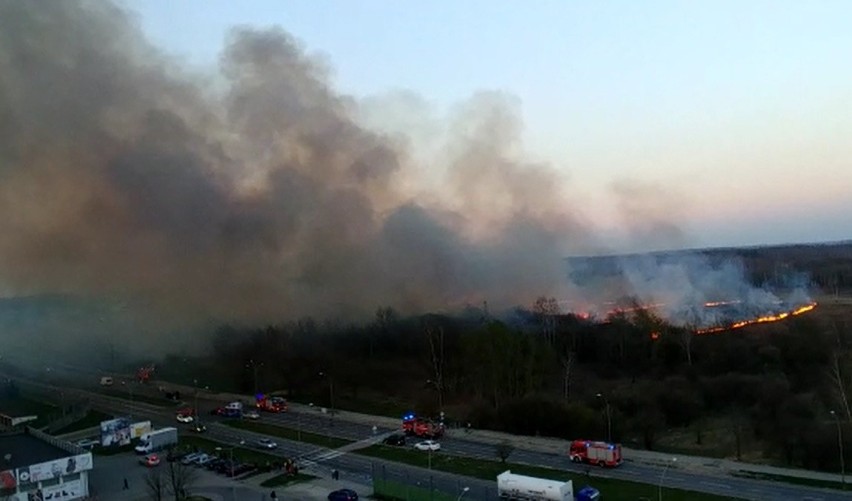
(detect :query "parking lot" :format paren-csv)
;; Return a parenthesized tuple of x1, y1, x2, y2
(87, 448, 367, 500)
(87, 452, 267, 500)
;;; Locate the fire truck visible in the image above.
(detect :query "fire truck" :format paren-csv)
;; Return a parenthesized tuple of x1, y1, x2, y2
(255, 394, 288, 413)
(136, 364, 155, 383)
(568, 440, 623, 467)
(402, 413, 445, 438)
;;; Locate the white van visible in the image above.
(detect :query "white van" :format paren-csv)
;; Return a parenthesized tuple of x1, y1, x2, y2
(99, 377, 114, 386)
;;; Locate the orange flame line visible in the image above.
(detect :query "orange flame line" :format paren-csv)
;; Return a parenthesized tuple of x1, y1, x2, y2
(695, 302, 817, 335)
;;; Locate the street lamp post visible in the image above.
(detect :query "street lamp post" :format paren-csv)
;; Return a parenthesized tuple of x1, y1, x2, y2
(456, 486, 470, 500)
(193, 379, 199, 416)
(318, 372, 335, 413)
(831, 410, 846, 489)
(215, 446, 237, 500)
(426, 379, 443, 413)
(596, 393, 612, 442)
(246, 360, 263, 395)
(658, 457, 677, 501)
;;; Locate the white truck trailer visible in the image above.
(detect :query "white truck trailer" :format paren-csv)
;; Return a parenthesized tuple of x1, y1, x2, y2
(135, 427, 178, 454)
(497, 470, 574, 501)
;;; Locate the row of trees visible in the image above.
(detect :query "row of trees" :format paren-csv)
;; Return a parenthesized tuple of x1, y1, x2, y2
(152, 295, 852, 472)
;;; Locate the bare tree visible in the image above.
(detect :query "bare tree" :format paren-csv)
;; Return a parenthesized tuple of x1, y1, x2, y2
(495, 440, 514, 463)
(425, 325, 445, 412)
(830, 324, 852, 422)
(561, 350, 575, 400)
(681, 326, 694, 366)
(831, 351, 852, 422)
(144, 468, 167, 501)
(166, 458, 198, 500)
(532, 296, 559, 346)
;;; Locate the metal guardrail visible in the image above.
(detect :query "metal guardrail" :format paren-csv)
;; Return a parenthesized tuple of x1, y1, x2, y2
(27, 425, 87, 456)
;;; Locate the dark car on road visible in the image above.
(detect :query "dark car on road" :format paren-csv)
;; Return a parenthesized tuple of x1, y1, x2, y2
(328, 489, 359, 501)
(382, 434, 406, 446)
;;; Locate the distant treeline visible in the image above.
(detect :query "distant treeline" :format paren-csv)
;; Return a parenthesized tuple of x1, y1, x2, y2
(155, 295, 852, 472)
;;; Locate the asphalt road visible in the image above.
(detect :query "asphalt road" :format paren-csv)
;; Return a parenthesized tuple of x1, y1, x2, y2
(4, 361, 852, 501)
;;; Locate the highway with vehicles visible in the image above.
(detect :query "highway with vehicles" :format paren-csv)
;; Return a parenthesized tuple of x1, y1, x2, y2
(2, 359, 851, 500)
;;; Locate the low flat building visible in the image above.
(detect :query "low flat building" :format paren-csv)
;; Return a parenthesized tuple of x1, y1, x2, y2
(0, 427, 93, 501)
(0, 397, 39, 430)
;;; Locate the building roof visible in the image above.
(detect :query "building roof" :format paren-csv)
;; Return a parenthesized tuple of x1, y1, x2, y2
(0, 396, 40, 419)
(0, 433, 70, 471)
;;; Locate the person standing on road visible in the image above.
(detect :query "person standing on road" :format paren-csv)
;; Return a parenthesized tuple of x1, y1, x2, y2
(122, 478, 128, 490)
(270, 490, 277, 500)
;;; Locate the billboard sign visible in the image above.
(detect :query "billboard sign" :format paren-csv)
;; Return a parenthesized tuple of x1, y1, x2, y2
(40, 478, 85, 500)
(7, 477, 84, 500)
(130, 420, 152, 439)
(15, 453, 92, 484)
(100, 417, 131, 447)
(0, 469, 16, 489)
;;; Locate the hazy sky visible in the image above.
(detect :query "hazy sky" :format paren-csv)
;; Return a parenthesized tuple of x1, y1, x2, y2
(130, 0, 852, 250)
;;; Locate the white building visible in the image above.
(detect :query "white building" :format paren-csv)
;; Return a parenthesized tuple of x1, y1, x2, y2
(0, 427, 93, 501)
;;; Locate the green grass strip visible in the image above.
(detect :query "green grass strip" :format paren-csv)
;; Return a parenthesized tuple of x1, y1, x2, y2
(178, 435, 281, 464)
(222, 419, 352, 449)
(731, 470, 848, 491)
(99, 388, 179, 408)
(358, 445, 738, 501)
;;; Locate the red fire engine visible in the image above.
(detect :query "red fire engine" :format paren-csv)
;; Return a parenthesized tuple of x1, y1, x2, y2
(136, 364, 155, 383)
(402, 413, 445, 438)
(569, 440, 623, 467)
(255, 394, 288, 413)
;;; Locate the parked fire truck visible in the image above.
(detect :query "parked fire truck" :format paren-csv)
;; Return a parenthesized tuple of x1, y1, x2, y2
(402, 413, 445, 438)
(255, 394, 288, 413)
(568, 440, 623, 467)
(136, 364, 155, 383)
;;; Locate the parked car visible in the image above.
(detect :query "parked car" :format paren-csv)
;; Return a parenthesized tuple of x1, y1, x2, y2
(206, 458, 226, 471)
(256, 438, 277, 449)
(74, 438, 98, 450)
(328, 489, 359, 501)
(191, 424, 207, 433)
(167, 450, 190, 462)
(214, 460, 237, 474)
(139, 454, 160, 467)
(414, 440, 441, 451)
(180, 453, 202, 465)
(192, 453, 211, 465)
(382, 434, 406, 446)
(243, 410, 260, 420)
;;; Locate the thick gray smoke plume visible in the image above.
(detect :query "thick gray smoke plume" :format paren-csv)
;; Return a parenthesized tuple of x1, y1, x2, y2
(0, 1, 595, 329)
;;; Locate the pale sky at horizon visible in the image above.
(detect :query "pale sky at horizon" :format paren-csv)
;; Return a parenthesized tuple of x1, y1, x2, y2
(128, 0, 852, 251)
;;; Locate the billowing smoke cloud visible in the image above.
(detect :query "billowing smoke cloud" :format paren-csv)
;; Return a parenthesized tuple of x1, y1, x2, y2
(0, 1, 596, 330)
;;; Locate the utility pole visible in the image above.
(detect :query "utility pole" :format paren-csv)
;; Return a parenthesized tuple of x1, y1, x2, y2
(831, 410, 846, 489)
(658, 457, 677, 501)
(596, 393, 612, 442)
(193, 379, 200, 425)
(246, 360, 263, 395)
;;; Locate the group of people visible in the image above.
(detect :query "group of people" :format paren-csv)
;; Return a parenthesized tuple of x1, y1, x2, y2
(283, 457, 299, 476)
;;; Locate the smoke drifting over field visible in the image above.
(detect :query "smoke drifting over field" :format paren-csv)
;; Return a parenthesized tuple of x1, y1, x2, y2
(566, 252, 814, 329)
(0, 2, 811, 347)
(0, 1, 599, 327)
